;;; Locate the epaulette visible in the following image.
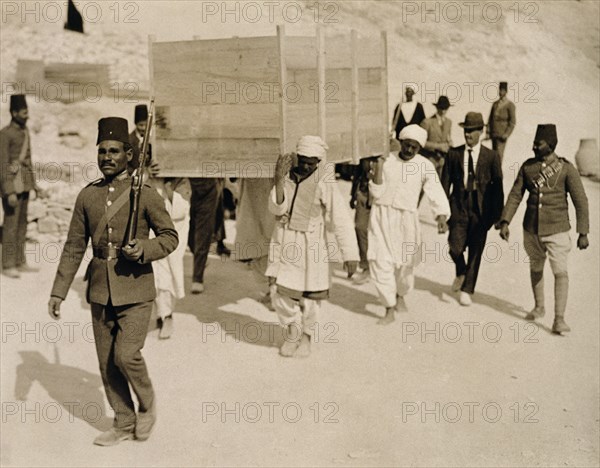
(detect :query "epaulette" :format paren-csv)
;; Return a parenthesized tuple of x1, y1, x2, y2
(558, 157, 572, 165)
(85, 178, 104, 187)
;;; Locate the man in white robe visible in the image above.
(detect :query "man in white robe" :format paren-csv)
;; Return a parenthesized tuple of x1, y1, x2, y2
(266, 136, 360, 357)
(368, 125, 451, 324)
(151, 178, 190, 339)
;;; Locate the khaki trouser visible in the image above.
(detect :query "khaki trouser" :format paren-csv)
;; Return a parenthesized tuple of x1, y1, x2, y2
(523, 230, 571, 275)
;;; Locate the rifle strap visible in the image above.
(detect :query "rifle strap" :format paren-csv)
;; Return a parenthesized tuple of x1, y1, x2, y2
(92, 188, 131, 245)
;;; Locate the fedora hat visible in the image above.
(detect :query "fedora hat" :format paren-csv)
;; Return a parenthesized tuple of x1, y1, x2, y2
(433, 95, 451, 110)
(459, 112, 485, 130)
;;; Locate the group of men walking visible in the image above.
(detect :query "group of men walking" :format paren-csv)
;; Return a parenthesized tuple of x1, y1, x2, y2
(346, 82, 588, 333)
(0, 84, 591, 446)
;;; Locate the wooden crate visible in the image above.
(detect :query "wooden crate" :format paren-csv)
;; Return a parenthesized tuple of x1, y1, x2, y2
(150, 27, 389, 178)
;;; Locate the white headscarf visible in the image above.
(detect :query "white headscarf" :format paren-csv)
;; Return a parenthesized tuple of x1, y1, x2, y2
(296, 135, 328, 159)
(398, 124, 427, 147)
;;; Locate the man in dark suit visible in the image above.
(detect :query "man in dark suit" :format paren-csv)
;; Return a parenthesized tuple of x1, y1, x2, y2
(487, 81, 516, 164)
(391, 85, 426, 140)
(442, 112, 504, 306)
(47, 117, 178, 446)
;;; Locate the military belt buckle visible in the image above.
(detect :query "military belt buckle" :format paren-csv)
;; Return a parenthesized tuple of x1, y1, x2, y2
(106, 245, 119, 260)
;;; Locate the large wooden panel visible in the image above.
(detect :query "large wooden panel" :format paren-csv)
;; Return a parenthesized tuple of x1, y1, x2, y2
(156, 138, 279, 178)
(154, 104, 280, 140)
(151, 31, 387, 176)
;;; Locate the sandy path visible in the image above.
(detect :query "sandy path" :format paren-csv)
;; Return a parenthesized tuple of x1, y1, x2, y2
(1, 177, 598, 467)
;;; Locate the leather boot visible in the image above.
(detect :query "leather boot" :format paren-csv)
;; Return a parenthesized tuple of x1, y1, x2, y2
(552, 273, 570, 334)
(525, 270, 546, 321)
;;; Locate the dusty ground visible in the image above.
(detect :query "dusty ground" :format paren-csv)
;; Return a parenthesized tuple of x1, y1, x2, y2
(1, 175, 598, 467)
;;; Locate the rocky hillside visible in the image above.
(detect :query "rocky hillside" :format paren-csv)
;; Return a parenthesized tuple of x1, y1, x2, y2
(0, 0, 598, 240)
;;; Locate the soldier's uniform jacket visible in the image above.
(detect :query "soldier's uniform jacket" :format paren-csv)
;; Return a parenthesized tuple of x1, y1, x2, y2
(0, 121, 35, 197)
(51, 171, 178, 306)
(501, 154, 589, 237)
(488, 98, 516, 139)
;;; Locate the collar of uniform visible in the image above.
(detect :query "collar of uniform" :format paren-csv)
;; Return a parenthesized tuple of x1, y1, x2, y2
(539, 152, 558, 165)
(104, 170, 130, 185)
(10, 119, 26, 130)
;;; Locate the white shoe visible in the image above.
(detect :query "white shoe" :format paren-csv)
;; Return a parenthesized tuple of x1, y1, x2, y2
(452, 275, 465, 292)
(352, 269, 370, 285)
(191, 282, 204, 294)
(459, 291, 472, 306)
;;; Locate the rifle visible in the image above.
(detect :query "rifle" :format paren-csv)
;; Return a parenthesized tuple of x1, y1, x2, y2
(123, 99, 155, 247)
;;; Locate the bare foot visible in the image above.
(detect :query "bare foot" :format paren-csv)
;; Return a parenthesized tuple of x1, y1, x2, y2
(280, 325, 301, 357)
(294, 333, 311, 358)
(377, 307, 396, 325)
(280, 339, 300, 357)
(396, 296, 408, 312)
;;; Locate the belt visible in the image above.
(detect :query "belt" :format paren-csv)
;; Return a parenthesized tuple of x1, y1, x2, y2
(93, 245, 122, 260)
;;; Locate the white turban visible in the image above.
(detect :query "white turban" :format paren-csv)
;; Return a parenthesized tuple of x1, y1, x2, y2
(296, 135, 328, 159)
(398, 124, 427, 148)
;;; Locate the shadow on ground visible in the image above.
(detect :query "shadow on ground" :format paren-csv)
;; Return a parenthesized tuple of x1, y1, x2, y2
(14, 350, 113, 431)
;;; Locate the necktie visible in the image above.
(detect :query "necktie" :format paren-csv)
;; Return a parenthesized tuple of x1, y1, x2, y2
(467, 149, 475, 192)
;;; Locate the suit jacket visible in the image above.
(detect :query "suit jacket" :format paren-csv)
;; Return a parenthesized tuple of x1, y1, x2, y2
(392, 102, 426, 139)
(420, 115, 452, 159)
(442, 145, 504, 229)
(51, 172, 178, 306)
(488, 98, 516, 139)
(0, 121, 35, 197)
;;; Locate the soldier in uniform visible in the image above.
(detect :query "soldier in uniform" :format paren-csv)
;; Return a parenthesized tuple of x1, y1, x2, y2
(420, 95, 453, 177)
(499, 124, 589, 334)
(128, 104, 152, 174)
(47, 117, 178, 445)
(487, 81, 516, 164)
(1, 94, 44, 278)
